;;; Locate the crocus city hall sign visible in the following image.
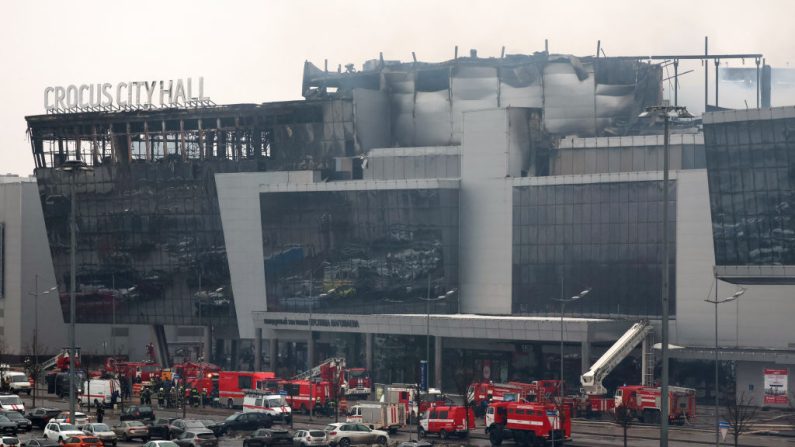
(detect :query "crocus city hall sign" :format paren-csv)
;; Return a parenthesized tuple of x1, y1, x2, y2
(44, 77, 211, 113)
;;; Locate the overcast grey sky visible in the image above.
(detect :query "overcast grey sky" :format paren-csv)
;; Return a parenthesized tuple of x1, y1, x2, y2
(2, 0, 794, 175)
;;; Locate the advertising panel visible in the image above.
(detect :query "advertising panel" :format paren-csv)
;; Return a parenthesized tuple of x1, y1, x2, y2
(763, 368, 789, 405)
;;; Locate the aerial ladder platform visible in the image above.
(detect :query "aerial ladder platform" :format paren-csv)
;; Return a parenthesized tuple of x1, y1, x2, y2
(293, 357, 346, 380)
(580, 320, 653, 395)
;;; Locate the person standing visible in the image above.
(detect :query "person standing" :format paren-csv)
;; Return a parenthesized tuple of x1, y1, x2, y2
(95, 400, 105, 424)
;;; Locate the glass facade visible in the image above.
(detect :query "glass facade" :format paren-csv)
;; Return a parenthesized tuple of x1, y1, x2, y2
(512, 181, 676, 317)
(36, 161, 237, 328)
(704, 117, 795, 265)
(260, 188, 459, 314)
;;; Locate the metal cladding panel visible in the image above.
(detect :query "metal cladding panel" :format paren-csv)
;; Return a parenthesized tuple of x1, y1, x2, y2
(500, 84, 544, 108)
(451, 66, 500, 143)
(390, 93, 415, 147)
(414, 90, 453, 146)
(543, 62, 597, 135)
(353, 88, 391, 150)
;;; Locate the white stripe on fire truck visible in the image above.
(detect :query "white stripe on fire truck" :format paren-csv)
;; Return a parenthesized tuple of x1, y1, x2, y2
(506, 419, 543, 426)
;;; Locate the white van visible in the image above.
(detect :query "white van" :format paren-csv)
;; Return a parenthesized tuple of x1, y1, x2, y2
(79, 379, 120, 407)
(2, 372, 31, 395)
(0, 393, 25, 412)
(242, 392, 292, 423)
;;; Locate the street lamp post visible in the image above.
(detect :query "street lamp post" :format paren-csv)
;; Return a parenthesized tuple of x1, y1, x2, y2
(28, 274, 56, 408)
(639, 105, 692, 447)
(58, 159, 92, 424)
(705, 284, 745, 447)
(553, 288, 591, 447)
(419, 286, 456, 391)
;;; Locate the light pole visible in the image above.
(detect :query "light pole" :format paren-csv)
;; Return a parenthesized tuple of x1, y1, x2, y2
(419, 286, 456, 391)
(639, 105, 692, 447)
(57, 159, 92, 424)
(28, 274, 56, 408)
(553, 287, 591, 447)
(705, 284, 745, 446)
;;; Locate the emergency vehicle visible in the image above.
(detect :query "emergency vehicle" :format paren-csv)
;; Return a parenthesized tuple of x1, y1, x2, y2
(218, 371, 276, 409)
(614, 385, 696, 425)
(418, 405, 475, 439)
(346, 402, 406, 433)
(467, 382, 524, 415)
(375, 384, 445, 420)
(485, 401, 570, 447)
(242, 390, 293, 423)
(343, 368, 371, 398)
(281, 380, 333, 415)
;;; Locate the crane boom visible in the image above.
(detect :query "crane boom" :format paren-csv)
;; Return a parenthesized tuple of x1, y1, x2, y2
(580, 320, 652, 395)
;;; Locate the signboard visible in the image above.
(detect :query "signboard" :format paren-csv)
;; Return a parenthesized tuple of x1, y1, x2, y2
(419, 360, 428, 392)
(44, 77, 211, 113)
(763, 368, 789, 405)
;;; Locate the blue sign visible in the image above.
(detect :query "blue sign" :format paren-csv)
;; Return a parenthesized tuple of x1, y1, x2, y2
(279, 390, 288, 396)
(419, 360, 428, 392)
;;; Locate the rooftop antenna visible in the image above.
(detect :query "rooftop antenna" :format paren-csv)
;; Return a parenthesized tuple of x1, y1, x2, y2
(412, 51, 417, 63)
(454, 46, 458, 60)
(545, 39, 549, 54)
(501, 46, 505, 58)
(324, 59, 328, 73)
(379, 52, 384, 68)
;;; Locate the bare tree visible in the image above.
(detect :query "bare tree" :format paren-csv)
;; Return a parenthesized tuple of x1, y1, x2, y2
(613, 405, 633, 447)
(725, 391, 759, 447)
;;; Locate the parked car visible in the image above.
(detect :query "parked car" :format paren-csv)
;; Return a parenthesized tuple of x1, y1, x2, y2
(147, 418, 178, 440)
(2, 372, 32, 395)
(324, 423, 388, 447)
(83, 423, 117, 446)
(53, 412, 90, 428)
(26, 409, 61, 429)
(292, 430, 327, 447)
(243, 429, 292, 447)
(0, 417, 17, 436)
(23, 439, 59, 447)
(143, 441, 179, 447)
(60, 435, 102, 447)
(112, 420, 150, 442)
(173, 430, 217, 447)
(396, 442, 432, 447)
(120, 406, 155, 422)
(0, 395, 24, 413)
(43, 422, 84, 442)
(197, 421, 223, 438)
(221, 413, 272, 434)
(0, 412, 31, 432)
(169, 420, 207, 439)
(0, 437, 18, 447)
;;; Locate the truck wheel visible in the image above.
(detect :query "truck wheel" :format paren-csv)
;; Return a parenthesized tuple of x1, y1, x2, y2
(488, 426, 503, 446)
(418, 428, 425, 438)
(439, 430, 448, 440)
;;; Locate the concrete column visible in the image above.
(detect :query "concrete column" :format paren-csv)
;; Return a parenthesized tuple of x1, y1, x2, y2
(365, 333, 374, 374)
(581, 341, 591, 375)
(254, 328, 263, 372)
(434, 336, 443, 390)
(203, 327, 212, 363)
(269, 338, 278, 371)
(307, 333, 315, 370)
(230, 339, 239, 370)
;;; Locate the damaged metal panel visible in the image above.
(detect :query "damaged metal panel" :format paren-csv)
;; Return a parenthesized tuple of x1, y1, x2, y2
(414, 90, 453, 146)
(352, 88, 391, 150)
(499, 64, 544, 108)
(451, 65, 499, 143)
(543, 60, 597, 135)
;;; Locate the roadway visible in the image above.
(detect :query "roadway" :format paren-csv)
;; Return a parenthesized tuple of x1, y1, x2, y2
(17, 391, 795, 447)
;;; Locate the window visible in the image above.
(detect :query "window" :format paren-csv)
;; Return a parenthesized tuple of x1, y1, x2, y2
(438, 411, 448, 419)
(238, 376, 252, 390)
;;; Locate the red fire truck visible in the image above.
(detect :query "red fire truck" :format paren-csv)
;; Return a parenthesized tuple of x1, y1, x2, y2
(419, 405, 475, 439)
(218, 371, 276, 408)
(376, 384, 447, 420)
(615, 385, 696, 424)
(467, 382, 525, 415)
(281, 379, 334, 414)
(343, 368, 371, 397)
(485, 401, 571, 447)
